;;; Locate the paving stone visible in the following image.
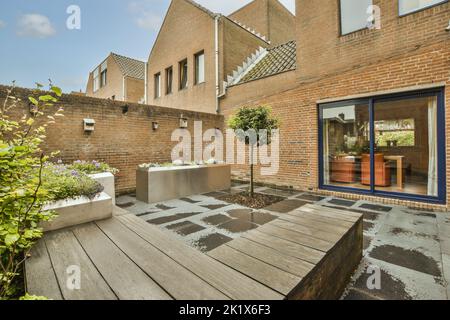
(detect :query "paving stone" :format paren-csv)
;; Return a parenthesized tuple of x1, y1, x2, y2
(201, 204, 228, 210)
(217, 219, 259, 233)
(228, 211, 277, 226)
(442, 254, 450, 284)
(296, 193, 326, 202)
(364, 221, 375, 232)
(351, 265, 413, 300)
(147, 212, 201, 225)
(264, 199, 308, 213)
(193, 233, 233, 252)
(260, 188, 300, 197)
(364, 235, 373, 252)
(136, 211, 159, 217)
(441, 237, 450, 255)
(116, 202, 135, 208)
(360, 203, 392, 212)
(167, 221, 205, 236)
(328, 198, 356, 207)
(369, 244, 442, 277)
(155, 204, 175, 211)
(202, 214, 233, 226)
(179, 197, 201, 204)
(203, 191, 228, 198)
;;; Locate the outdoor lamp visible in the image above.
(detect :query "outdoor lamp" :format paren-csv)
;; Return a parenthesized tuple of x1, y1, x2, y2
(152, 122, 159, 131)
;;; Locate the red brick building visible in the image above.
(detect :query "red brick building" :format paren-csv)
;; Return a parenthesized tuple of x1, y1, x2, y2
(222, 0, 450, 210)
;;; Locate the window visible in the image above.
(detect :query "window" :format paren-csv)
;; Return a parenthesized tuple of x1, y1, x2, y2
(100, 61, 107, 88)
(93, 68, 100, 92)
(319, 90, 445, 202)
(339, 0, 373, 35)
(166, 66, 173, 94)
(399, 0, 448, 15)
(154, 73, 161, 98)
(375, 119, 415, 147)
(179, 59, 188, 90)
(195, 51, 205, 85)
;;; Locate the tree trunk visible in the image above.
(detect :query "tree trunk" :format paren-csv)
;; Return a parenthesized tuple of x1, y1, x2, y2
(250, 146, 254, 197)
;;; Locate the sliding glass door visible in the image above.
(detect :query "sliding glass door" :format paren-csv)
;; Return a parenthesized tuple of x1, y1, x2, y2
(319, 89, 445, 203)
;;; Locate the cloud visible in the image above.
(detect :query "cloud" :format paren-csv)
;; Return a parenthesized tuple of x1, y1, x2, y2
(129, 1, 165, 31)
(17, 14, 56, 38)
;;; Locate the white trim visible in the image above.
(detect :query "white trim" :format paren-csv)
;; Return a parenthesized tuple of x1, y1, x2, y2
(215, 15, 220, 114)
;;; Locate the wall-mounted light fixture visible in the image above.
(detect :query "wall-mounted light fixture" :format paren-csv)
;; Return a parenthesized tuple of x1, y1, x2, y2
(152, 122, 159, 131)
(121, 105, 129, 114)
(179, 115, 188, 128)
(83, 118, 95, 132)
(446, 20, 450, 32)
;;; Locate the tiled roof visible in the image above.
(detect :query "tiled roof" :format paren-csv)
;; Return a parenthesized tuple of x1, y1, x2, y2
(237, 40, 296, 84)
(111, 53, 146, 80)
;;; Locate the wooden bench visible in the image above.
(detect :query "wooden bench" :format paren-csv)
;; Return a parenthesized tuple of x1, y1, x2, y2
(25, 205, 363, 300)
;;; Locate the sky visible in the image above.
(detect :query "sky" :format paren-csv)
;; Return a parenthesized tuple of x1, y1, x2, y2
(0, 0, 295, 93)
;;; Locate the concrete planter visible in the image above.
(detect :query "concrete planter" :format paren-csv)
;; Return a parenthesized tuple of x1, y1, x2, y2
(136, 164, 231, 203)
(89, 172, 116, 205)
(41, 192, 113, 232)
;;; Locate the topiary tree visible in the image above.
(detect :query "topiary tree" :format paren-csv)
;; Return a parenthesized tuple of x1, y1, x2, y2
(0, 82, 64, 299)
(228, 106, 279, 198)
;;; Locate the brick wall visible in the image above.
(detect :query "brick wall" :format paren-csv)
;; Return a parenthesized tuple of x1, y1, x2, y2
(0, 85, 224, 194)
(222, 40, 450, 211)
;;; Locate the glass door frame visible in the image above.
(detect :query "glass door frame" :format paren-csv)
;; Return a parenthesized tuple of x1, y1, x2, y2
(318, 87, 446, 204)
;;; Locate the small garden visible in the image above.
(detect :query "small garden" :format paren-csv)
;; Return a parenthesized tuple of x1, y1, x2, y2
(0, 83, 117, 300)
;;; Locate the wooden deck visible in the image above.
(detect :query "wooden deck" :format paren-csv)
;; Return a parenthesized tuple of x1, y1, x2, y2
(25, 204, 363, 300)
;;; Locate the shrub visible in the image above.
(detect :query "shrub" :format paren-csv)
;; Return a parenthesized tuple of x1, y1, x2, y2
(68, 160, 119, 175)
(42, 163, 104, 201)
(0, 83, 64, 299)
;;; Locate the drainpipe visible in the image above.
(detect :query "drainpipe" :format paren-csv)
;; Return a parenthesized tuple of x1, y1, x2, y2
(215, 14, 220, 114)
(144, 62, 148, 104)
(122, 76, 126, 101)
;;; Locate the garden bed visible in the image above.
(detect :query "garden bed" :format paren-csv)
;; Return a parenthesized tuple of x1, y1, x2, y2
(218, 192, 284, 209)
(136, 164, 231, 203)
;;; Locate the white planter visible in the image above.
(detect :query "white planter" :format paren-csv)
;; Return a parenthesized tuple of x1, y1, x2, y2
(136, 164, 231, 204)
(89, 172, 115, 205)
(41, 192, 113, 232)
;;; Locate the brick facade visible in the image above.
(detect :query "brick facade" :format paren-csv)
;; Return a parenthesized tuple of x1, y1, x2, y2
(0, 85, 223, 194)
(222, 1, 450, 211)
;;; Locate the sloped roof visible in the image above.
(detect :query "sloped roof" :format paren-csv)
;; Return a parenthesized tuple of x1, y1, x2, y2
(184, 0, 217, 17)
(237, 40, 296, 84)
(111, 53, 146, 80)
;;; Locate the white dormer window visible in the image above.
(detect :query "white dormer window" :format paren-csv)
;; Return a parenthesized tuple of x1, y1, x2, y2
(100, 61, 107, 88)
(93, 68, 100, 92)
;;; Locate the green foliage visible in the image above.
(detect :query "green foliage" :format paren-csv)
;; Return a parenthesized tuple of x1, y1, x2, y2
(376, 131, 415, 147)
(68, 160, 119, 175)
(42, 163, 104, 201)
(19, 293, 48, 300)
(228, 106, 279, 146)
(227, 106, 280, 197)
(0, 83, 64, 299)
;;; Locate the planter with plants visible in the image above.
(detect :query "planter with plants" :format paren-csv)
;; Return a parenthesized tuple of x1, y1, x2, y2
(39, 162, 113, 232)
(68, 160, 118, 205)
(136, 160, 231, 203)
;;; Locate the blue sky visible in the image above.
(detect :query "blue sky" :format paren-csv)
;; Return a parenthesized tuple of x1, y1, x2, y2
(0, 0, 295, 93)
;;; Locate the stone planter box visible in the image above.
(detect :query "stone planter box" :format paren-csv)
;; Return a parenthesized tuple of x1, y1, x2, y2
(89, 172, 116, 205)
(41, 192, 113, 232)
(136, 164, 231, 204)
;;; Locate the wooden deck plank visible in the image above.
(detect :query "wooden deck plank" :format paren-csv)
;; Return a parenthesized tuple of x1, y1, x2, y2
(118, 214, 283, 300)
(242, 230, 325, 265)
(225, 237, 315, 278)
(96, 217, 229, 300)
(25, 239, 63, 300)
(299, 205, 360, 223)
(305, 204, 362, 219)
(278, 213, 349, 235)
(44, 228, 117, 300)
(208, 245, 301, 296)
(271, 219, 343, 243)
(289, 210, 354, 228)
(257, 224, 334, 252)
(73, 223, 172, 300)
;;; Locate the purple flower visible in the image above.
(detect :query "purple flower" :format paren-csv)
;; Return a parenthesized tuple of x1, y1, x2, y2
(71, 170, 79, 177)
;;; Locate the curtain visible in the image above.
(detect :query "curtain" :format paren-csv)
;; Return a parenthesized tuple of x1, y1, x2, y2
(323, 121, 330, 184)
(427, 97, 438, 197)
